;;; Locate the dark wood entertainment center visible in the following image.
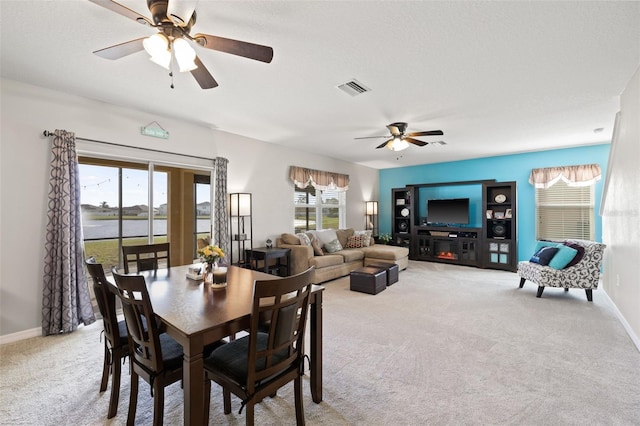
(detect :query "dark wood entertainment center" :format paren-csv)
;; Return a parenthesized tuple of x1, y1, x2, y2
(391, 180, 517, 271)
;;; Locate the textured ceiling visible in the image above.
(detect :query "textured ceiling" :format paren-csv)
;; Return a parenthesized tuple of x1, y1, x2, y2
(1, 1, 639, 169)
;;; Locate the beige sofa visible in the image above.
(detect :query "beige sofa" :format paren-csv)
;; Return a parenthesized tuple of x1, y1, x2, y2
(276, 228, 409, 284)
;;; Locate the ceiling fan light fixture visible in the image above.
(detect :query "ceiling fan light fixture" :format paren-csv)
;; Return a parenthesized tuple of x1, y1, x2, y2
(143, 33, 169, 57)
(173, 38, 198, 72)
(144, 33, 171, 69)
(149, 50, 171, 70)
(387, 137, 409, 151)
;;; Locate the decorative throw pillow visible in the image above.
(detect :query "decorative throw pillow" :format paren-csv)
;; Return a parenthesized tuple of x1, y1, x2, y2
(548, 244, 579, 270)
(530, 246, 559, 266)
(316, 229, 339, 245)
(355, 230, 373, 247)
(308, 234, 324, 256)
(533, 240, 558, 253)
(345, 234, 366, 248)
(563, 242, 585, 268)
(323, 239, 343, 253)
(296, 232, 311, 246)
(281, 233, 300, 245)
(336, 228, 355, 248)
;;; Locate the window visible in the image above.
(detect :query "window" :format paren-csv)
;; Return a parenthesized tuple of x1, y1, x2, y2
(535, 180, 594, 240)
(79, 160, 168, 268)
(294, 186, 345, 233)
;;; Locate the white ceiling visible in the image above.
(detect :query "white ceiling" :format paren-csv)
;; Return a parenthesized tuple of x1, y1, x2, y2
(2, 1, 639, 169)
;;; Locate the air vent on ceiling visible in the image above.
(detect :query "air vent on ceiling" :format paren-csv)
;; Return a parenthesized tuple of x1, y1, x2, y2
(337, 79, 371, 96)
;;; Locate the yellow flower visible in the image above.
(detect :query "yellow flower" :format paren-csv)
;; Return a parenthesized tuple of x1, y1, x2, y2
(197, 244, 225, 263)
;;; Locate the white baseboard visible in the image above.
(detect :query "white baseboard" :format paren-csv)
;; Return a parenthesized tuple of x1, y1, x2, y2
(0, 327, 42, 345)
(601, 288, 640, 353)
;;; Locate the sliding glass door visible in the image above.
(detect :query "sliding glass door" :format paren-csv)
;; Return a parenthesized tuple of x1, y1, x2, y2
(79, 160, 168, 268)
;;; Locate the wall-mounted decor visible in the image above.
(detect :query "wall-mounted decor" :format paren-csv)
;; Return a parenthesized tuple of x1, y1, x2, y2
(140, 121, 169, 139)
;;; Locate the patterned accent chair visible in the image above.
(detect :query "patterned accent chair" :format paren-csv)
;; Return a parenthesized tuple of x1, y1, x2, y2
(517, 239, 606, 301)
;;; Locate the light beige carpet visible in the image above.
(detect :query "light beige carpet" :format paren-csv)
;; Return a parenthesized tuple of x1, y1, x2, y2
(1, 261, 639, 425)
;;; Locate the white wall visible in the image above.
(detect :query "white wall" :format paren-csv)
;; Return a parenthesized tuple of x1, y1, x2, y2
(0, 79, 378, 338)
(601, 66, 640, 348)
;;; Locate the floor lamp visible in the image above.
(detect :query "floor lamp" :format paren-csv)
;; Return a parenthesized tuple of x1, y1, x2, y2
(229, 193, 252, 267)
(365, 201, 379, 237)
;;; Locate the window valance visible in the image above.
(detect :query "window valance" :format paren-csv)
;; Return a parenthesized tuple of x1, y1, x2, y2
(529, 164, 602, 189)
(289, 166, 350, 191)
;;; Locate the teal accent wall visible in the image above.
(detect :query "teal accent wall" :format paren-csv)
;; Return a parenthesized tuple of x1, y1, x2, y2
(379, 144, 610, 262)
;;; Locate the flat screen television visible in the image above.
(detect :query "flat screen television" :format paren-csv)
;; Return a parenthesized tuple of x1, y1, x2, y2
(427, 198, 470, 225)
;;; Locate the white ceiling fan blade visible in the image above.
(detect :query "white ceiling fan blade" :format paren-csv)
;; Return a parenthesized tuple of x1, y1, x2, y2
(167, 0, 199, 27)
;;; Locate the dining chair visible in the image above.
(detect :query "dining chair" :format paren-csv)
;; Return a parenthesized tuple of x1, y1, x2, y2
(203, 267, 314, 426)
(85, 257, 129, 419)
(111, 268, 225, 426)
(122, 242, 170, 273)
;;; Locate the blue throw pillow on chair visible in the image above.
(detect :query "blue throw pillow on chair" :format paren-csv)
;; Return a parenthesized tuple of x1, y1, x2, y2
(530, 246, 559, 266)
(548, 244, 579, 270)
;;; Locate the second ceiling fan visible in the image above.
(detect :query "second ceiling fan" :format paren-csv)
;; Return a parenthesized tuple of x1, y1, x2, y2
(89, 0, 274, 89)
(356, 122, 444, 151)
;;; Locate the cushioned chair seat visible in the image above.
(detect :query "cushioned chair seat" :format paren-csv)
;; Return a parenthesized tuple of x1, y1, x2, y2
(205, 333, 287, 384)
(116, 321, 128, 345)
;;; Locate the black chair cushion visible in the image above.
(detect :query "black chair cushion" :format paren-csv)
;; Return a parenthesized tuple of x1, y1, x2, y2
(158, 333, 184, 371)
(117, 320, 128, 345)
(204, 332, 287, 384)
(156, 333, 224, 371)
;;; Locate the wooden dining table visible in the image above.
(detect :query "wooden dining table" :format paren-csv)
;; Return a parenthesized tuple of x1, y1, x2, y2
(113, 264, 324, 425)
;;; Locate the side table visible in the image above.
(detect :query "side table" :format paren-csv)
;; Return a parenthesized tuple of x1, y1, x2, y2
(245, 247, 291, 276)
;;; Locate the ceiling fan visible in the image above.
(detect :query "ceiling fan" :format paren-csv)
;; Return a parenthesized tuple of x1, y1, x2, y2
(355, 122, 444, 151)
(88, 0, 274, 89)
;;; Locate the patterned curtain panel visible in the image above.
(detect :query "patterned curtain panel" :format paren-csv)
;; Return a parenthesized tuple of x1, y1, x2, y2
(42, 130, 95, 335)
(213, 157, 229, 259)
(289, 165, 350, 191)
(529, 164, 602, 189)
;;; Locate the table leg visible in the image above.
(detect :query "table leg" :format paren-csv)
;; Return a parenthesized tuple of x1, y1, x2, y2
(286, 252, 291, 276)
(310, 291, 323, 403)
(183, 350, 205, 425)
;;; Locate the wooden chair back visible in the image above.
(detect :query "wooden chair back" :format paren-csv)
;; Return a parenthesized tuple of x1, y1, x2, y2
(85, 257, 129, 419)
(86, 257, 122, 349)
(247, 267, 313, 393)
(122, 242, 170, 273)
(203, 267, 314, 425)
(111, 269, 164, 374)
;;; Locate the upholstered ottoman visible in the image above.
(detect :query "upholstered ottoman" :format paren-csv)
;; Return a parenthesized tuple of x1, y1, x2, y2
(350, 266, 387, 295)
(368, 262, 399, 286)
(362, 244, 409, 270)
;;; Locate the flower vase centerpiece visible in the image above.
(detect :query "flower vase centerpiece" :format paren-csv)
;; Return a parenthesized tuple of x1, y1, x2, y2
(197, 244, 227, 288)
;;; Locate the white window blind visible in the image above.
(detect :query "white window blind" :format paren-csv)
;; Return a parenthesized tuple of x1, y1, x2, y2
(535, 180, 594, 240)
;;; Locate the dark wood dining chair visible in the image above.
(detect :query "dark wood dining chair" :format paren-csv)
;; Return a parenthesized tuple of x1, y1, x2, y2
(111, 268, 225, 426)
(122, 242, 170, 273)
(111, 268, 185, 426)
(203, 267, 314, 426)
(85, 257, 129, 419)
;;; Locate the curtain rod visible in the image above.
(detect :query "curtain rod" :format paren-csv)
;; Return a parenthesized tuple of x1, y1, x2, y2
(42, 130, 214, 162)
